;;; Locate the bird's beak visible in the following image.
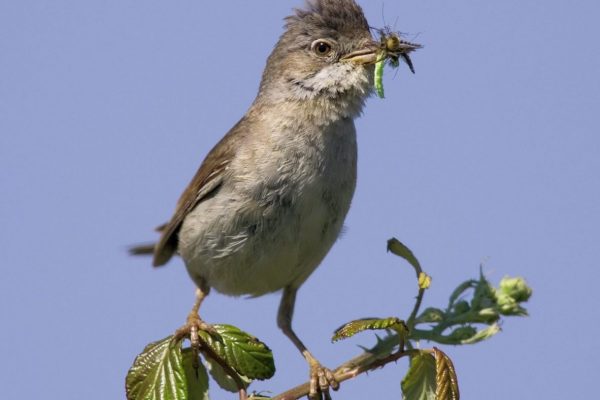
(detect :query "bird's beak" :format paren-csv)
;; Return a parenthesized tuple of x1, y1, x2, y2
(340, 42, 380, 65)
(341, 40, 422, 73)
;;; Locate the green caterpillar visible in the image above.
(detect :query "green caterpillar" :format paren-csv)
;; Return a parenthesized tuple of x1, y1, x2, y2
(374, 58, 386, 98)
(373, 29, 420, 98)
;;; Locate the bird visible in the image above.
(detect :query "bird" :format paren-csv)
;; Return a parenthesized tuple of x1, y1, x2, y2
(131, 0, 419, 398)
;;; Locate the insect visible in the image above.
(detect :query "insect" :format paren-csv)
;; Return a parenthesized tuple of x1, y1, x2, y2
(373, 27, 421, 98)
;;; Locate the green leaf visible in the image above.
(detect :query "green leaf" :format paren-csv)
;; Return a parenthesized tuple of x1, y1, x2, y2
(205, 356, 252, 393)
(433, 348, 460, 400)
(387, 238, 422, 273)
(401, 349, 460, 400)
(198, 324, 275, 380)
(471, 272, 497, 310)
(415, 308, 445, 324)
(447, 280, 477, 309)
(332, 317, 406, 342)
(460, 323, 501, 345)
(450, 301, 470, 316)
(182, 349, 210, 400)
(126, 335, 187, 400)
(401, 351, 436, 400)
(446, 326, 478, 343)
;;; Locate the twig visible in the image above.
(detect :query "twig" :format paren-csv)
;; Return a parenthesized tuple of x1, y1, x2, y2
(271, 347, 420, 400)
(407, 287, 425, 331)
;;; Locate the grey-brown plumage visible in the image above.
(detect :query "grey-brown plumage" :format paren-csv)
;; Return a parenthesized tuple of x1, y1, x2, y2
(131, 1, 419, 397)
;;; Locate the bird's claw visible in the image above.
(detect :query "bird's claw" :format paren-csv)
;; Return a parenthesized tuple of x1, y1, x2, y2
(175, 313, 215, 369)
(308, 363, 339, 400)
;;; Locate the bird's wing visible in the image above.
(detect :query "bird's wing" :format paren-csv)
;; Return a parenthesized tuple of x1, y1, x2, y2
(152, 117, 248, 266)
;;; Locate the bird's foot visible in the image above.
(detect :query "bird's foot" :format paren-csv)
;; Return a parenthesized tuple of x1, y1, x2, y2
(175, 312, 216, 368)
(307, 359, 339, 400)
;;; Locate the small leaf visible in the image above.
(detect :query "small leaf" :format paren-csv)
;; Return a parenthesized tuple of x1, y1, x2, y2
(451, 300, 470, 316)
(182, 349, 210, 400)
(460, 323, 501, 345)
(332, 317, 405, 342)
(418, 272, 432, 289)
(198, 324, 275, 380)
(471, 271, 497, 310)
(447, 280, 477, 309)
(387, 238, 422, 272)
(433, 347, 460, 400)
(401, 351, 436, 400)
(402, 349, 460, 400)
(126, 336, 187, 400)
(446, 326, 478, 343)
(205, 356, 252, 393)
(415, 308, 445, 324)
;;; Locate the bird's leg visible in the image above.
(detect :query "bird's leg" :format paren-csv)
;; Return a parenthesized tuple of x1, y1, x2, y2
(175, 281, 214, 368)
(278, 286, 339, 400)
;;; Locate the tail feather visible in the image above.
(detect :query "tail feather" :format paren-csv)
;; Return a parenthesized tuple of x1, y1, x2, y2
(129, 243, 156, 256)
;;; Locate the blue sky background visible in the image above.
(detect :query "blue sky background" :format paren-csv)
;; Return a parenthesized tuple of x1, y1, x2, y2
(1, 1, 598, 399)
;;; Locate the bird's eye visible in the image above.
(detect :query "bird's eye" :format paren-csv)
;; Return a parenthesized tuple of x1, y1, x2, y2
(312, 40, 332, 56)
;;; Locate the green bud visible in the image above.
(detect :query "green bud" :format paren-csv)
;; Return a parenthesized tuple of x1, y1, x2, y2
(499, 276, 532, 302)
(496, 293, 528, 316)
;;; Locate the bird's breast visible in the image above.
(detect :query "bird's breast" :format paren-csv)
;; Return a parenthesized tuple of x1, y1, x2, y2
(181, 118, 357, 296)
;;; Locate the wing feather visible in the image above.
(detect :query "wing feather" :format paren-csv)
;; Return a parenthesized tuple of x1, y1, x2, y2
(151, 117, 249, 266)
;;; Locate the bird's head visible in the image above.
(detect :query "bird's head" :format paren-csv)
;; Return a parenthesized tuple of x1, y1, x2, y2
(255, 0, 386, 122)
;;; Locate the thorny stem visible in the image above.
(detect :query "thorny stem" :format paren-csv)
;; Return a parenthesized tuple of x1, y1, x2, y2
(407, 287, 426, 331)
(271, 348, 421, 400)
(272, 239, 431, 399)
(406, 263, 426, 333)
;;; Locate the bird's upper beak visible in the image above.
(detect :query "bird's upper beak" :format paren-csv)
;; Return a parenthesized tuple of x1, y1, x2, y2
(340, 42, 380, 65)
(341, 39, 422, 72)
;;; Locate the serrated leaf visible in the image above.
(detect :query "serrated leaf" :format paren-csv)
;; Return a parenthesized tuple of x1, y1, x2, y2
(332, 317, 405, 342)
(198, 324, 275, 380)
(182, 349, 210, 400)
(126, 336, 187, 400)
(387, 238, 422, 272)
(205, 356, 252, 393)
(401, 351, 436, 400)
(460, 323, 501, 345)
(433, 348, 460, 400)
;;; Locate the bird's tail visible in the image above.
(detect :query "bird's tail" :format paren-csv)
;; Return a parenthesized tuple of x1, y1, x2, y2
(129, 243, 156, 256)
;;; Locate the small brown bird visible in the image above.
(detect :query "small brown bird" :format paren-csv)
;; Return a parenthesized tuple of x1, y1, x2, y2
(131, 0, 419, 398)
